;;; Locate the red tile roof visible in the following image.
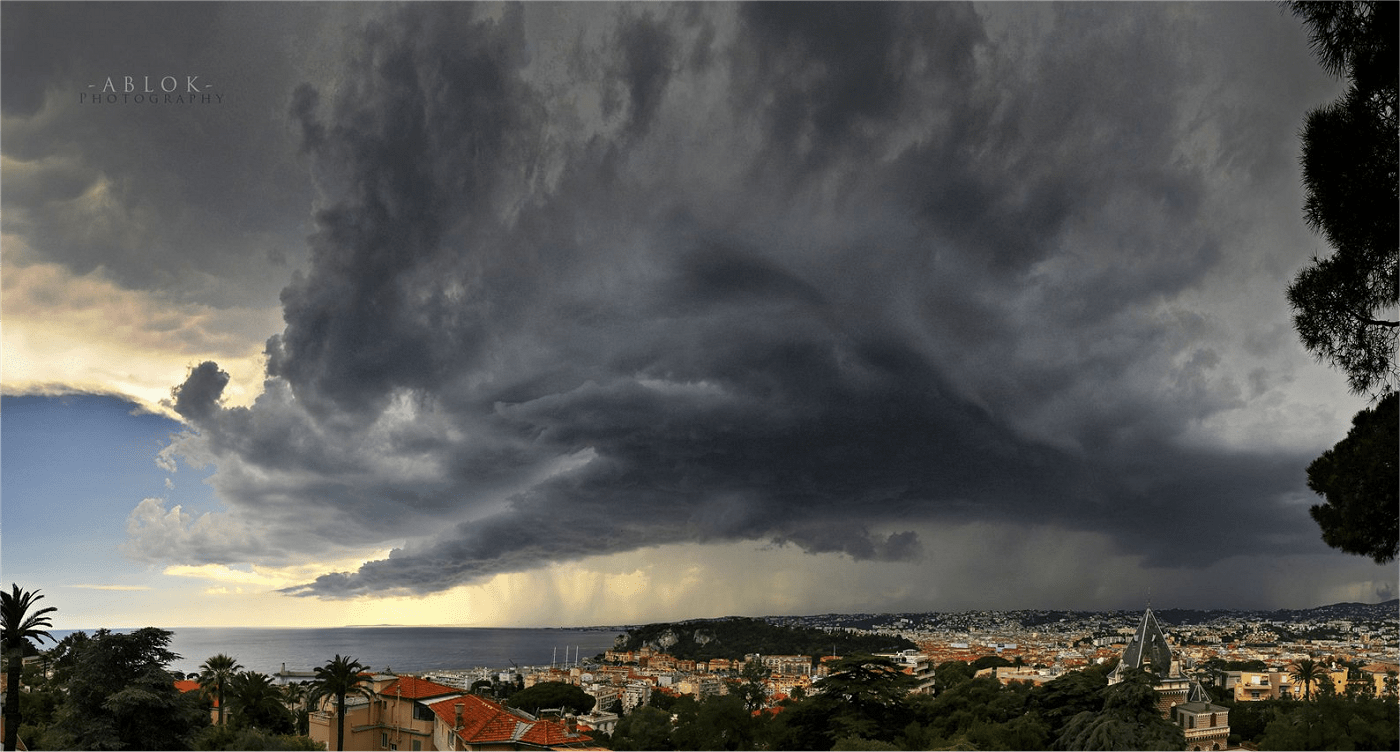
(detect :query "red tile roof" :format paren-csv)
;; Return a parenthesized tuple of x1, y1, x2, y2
(380, 676, 460, 700)
(427, 694, 593, 749)
(174, 680, 218, 706)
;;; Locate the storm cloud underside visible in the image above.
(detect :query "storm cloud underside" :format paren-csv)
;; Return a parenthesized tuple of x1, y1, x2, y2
(122, 3, 1351, 600)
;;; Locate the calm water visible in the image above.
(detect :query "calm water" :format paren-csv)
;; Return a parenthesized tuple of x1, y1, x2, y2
(49, 626, 624, 679)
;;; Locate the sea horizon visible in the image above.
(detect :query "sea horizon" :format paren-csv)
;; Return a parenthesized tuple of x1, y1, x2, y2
(46, 625, 628, 680)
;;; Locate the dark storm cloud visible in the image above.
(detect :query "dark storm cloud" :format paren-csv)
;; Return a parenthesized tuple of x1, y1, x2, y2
(171, 361, 230, 422)
(271, 3, 541, 418)
(0, 2, 348, 308)
(139, 3, 1349, 599)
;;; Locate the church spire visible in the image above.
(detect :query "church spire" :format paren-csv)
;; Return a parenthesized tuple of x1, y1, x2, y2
(1110, 606, 1177, 683)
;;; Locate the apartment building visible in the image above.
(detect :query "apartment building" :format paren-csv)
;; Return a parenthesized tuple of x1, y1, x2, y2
(308, 674, 594, 751)
(1219, 670, 1295, 702)
(875, 649, 937, 695)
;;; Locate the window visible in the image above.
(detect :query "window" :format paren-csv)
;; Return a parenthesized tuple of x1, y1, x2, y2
(1188, 716, 1195, 729)
(381, 732, 389, 748)
(412, 741, 422, 751)
(1209, 712, 1217, 727)
(414, 703, 435, 722)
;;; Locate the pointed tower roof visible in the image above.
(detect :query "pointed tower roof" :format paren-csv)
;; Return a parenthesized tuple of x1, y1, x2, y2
(1110, 607, 1177, 682)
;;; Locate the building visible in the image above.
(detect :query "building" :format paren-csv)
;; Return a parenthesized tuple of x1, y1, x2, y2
(309, 674, 456, 751)
(1111, 608, 1230, 750)
(747, 654, 813, 676)
(980, 666, 1064, 687)
(573, 709, 619, 737)
(308, 674, 594, 751)
(1172, 682, 1231, 752)
(1358, 663, 1400, 697)
(874, 649, 937, 695)
(1219, 670, 1295, 702)
(428, 694, 595, 751)
(174, 679, 221, 725)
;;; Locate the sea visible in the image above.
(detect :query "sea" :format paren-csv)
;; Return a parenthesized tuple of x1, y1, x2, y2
(47, 626, 625, 681)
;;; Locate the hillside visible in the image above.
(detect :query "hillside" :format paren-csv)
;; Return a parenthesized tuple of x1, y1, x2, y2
(612, 616, 917, 663)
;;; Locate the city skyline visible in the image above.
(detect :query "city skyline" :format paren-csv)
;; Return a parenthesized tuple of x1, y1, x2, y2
(2, 2, 1395, 630)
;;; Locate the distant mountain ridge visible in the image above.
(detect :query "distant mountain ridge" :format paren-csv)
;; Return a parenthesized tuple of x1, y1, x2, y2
(761, 599, 1398, 632)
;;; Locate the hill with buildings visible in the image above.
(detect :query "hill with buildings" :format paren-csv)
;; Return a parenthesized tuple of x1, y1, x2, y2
(766, 599, 1398, 634)
(612, 615, 917, 662)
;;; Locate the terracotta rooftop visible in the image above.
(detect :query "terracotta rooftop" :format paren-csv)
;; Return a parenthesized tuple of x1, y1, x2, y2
(380, 676, 461, 700)
(427, 694, 593, 749)
(174, 679, 218, 706)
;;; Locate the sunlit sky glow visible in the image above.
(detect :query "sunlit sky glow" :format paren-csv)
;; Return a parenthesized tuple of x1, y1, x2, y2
(2, 1, 1394, 630)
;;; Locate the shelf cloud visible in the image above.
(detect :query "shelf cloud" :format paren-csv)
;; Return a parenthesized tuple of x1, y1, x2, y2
(7, 3, 1373, 608)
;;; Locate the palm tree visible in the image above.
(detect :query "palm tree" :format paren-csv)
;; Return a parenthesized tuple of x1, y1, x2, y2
(308, 655, 373, 751)
(198, 653, 243, 726)
(283, 681, 311, 735)
(227, 671, 292, 731)
(1290, 657, 1324, 701)
(2, 584, 56, 752)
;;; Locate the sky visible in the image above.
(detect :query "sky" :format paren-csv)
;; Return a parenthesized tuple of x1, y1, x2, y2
(2, 1, 1395, 630)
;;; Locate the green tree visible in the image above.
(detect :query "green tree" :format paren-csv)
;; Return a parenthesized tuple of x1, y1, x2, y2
(506, 681, 595, 716)
(1, 584, 56, 752)
(1257, 694, 1399, 750)
(1290, 657, 1326, 701)
(1285, 1, 1399, 565)
(971, 655, 1013, 673)
(1304, 392, 1398, 563)
(49, 627, 211, 750)
(1285, 1, 1398, 397)
(991, 711, 1053, 751)
(933, 660, 975, 693)
(282, 682, 311, 736)
(815, 655, 918, 745)
(670, 694, 761, 751)
(199, 653, 244, 727)
(831, 737, 900, 751)
(737, 660, 772, 712)
(1055, 669, 1185, 751)
(1033, 667, 1111, 739)
(913, 675, 1034, 742)
(227, 671, 294, 733)
(307, 655, 372, 752)
(193, 723, 325, 751)
(611, 705, 674, 751)
(766, 695, 838, 751)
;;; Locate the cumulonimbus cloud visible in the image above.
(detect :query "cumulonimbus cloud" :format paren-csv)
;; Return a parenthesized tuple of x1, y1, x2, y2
(138, 2, 1345, 600)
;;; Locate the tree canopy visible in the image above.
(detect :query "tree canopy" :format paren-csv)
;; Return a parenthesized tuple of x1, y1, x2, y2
(1285, 0, 1399, 567)
(1286, 1, 1398, 398)
(2, 584, 57, 752)
(198, 653, 243, 727)
(1305, 392, 1398, 563)
(308, 654, 373, 752)
(227, 670, 295, 734)
(1054, 669, 1184, 751)
(48, 627, 211, 750)
(507, 681, 596, 716)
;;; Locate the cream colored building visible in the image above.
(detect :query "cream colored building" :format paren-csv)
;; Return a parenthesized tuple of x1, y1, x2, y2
(1223, 670, 1295, 702)
(309, 675, 462, 752)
